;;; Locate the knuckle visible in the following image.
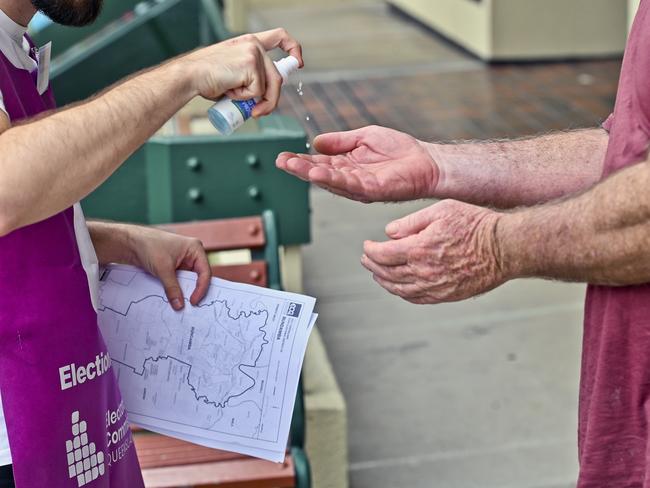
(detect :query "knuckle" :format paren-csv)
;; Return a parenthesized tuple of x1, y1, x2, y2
(435, 199, 456, 213)
(273, 27, 289, 38)
(244, 48, 258, 63)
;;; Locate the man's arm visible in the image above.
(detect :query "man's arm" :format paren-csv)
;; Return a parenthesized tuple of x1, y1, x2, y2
(498, 159, 650, 285)
(428, 128, 609, 208)
(0, 29, 303, 236)
(277, 125, 608, 208)
(358, 157, 650, 305)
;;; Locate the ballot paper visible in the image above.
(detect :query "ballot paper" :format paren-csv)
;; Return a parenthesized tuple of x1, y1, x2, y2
(96, 264, 317, 463)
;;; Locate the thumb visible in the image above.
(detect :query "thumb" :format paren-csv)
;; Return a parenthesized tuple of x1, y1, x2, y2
(313, 128, 366, 155)
(385, 206, 436, 239)
(158, 268, 185, 311)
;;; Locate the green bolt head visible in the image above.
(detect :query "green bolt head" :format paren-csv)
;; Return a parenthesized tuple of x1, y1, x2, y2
(248, 186, 261, 199)
(186, 157, 201, 171)
(246, 154, 259, 167)
(187, 187, 202, 202)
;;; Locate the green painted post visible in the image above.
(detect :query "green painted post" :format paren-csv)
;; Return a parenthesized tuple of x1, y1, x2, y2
(291, 447, 312, 488)
(262, 210, 282, 291)
(290, 379, 306, 448)
(49, 0, 227, 106)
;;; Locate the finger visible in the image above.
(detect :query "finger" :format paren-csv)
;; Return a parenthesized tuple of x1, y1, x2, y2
(158, 268, 185, 311)
(406, 296, 436, 305)
(308, 166, 365, 196)
(275, 151, 296, 169)
(280, 153, 370, 201)
(360, 254, 411, 283)
(385, 205, 436, 239)
(313, 128, 366, 155)
(312, 169, 373, 202)
(254, 28, 304, 67)
(314, 182, 359, 201)
(363, 238, 412, 266)
(278, 152, 334, 172)
(252, 55, 283, 117)
(189, 248, 212, 306)
(372, 274, 424, 299)
(284, 155, 319, 181)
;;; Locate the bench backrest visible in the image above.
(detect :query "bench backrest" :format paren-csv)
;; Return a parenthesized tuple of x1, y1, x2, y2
(158, 215, 271, 287)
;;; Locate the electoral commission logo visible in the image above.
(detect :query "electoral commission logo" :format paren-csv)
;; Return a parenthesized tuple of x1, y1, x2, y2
(285, 302, 302, 318)
(66, 410, 105, 487)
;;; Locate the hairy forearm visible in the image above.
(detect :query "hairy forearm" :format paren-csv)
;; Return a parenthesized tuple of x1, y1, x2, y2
(0, 62, 194, 235)
(425, 128, 608, 208)
(88, 221, 138, 266)
(498, 160, 650, 285)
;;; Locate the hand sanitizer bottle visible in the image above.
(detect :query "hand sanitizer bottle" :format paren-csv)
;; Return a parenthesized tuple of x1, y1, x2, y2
(208, 55, 300, 135)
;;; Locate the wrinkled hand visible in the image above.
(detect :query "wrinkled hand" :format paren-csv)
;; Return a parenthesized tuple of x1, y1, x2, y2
(361, 200, 507, 304)
(183, 28, 303, 117)
(128, 227, 211, 311)
(276, 125, 438, 202)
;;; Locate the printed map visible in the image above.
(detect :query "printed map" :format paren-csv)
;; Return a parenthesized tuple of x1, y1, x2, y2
(97, 265, 316, 461)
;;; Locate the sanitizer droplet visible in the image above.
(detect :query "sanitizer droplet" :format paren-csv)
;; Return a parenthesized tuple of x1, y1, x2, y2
(305, 116, 310, 121)
(306, 142, 311, 149)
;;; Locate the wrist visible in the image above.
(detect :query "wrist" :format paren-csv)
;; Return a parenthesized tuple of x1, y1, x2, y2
(88, 221, 138, 266)
(494, 210, 534, 280)
(159, 58, 199, 101)
(119, 224, 145, 267)
(420, 142, 449, 199)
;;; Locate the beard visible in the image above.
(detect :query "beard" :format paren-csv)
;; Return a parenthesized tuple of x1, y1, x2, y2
(31, 0, 103, 27)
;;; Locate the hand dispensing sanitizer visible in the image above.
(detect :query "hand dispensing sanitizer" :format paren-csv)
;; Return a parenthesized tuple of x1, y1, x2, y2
(208, 55, 300, 135)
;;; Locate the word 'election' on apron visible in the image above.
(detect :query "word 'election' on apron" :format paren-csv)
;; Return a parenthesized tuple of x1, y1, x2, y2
(0, 36, 144, 487)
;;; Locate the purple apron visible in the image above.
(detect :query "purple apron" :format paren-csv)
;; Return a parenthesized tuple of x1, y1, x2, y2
(0, 36, 144, 487)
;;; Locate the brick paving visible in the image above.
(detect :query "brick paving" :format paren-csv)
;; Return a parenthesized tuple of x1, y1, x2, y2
(278, 60, 620, 143)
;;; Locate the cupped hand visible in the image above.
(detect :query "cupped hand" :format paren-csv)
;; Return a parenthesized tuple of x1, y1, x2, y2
(360, 200, 507, 304)
(128, 227, 212, 311)
(276, 125, 439, 202)
(184, 28, 303, 117)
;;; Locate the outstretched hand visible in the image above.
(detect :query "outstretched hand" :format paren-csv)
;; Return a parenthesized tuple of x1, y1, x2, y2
(361, 200, 508, 304)
(276, 125, 439, 203)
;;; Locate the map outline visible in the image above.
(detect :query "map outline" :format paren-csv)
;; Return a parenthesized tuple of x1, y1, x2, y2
(97, 267, 310, 445)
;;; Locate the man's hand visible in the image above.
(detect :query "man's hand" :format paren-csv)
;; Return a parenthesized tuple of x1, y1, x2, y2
(361, 200, 507, 304)
(182, 28, 303, 118)
(89, 222, 211, 311)
(127, 227, 211, 311)
(276, 126, 438, 202)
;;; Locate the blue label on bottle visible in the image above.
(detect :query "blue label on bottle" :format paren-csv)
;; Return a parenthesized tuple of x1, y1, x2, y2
(232, 99, 257, 120)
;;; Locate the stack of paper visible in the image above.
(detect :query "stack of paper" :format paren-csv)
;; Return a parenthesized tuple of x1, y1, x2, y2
(96, 264, 317, 462)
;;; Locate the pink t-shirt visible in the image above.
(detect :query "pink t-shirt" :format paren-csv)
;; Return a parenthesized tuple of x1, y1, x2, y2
(579, 1, 650, 486)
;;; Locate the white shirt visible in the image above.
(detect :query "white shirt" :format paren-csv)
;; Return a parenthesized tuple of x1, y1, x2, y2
(0, 8, 101, 466)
